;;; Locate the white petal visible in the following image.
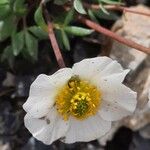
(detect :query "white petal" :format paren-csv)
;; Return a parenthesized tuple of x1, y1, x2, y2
(51, 68, 73, 87)
(28, 99, 52, 118)
(24, 108, 69, 145)
(64, 115, 111, 143)
(97, 60, 123, 77)
(99, 81, 137, 121)
(72, 57, 112, 81)
(23, 74, 56, 113)
(92, 61, 129, 86)
(72, 57, 124, 82)
(23, 68, 73, 113)
(100, 69, 130, 83)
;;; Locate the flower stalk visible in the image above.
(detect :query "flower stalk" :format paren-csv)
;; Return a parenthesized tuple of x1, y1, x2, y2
(83, 3, 150, 17)
(43, 5, 66, 68)
(77, 16, 150, 54)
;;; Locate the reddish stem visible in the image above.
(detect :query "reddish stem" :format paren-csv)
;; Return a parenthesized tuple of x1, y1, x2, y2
(78, 16, 150, 54)
(106, 5, 150, 17)
(83, 3, 150, 17)
(44, 9, 66, 68)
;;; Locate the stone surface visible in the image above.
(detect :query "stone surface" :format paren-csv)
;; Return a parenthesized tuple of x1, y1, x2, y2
(0, 143, 11, 150)
(110, 4, 150, 124)
(139, 124, 150, 139)
(110, 5, 150, 77)
(129, 132, 150, 150)
(98, 5, 150, 146)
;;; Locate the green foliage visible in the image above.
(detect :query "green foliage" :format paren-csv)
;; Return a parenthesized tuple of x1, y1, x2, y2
(1, 45, 14, 67)
(0, 15, 16, 41)
(13, 0, 27, 16)
(0, 0, 122, 66)
(73, 0, 86, 14)
(25, 31, 38, 60)
(54, 0, 68, 5)
(61, 29, 70, 51)
(34, 6, 48, 32)
(64, 26, 93, 36)
(64, 8, 75, 26)
(0, 0, 11, 20)
(12, 31, 24, 56)
(88, 9, 99, 23)
(28, 26, 48, 40)
(93, 9, 119, 20)
(99, 0, 123, 5)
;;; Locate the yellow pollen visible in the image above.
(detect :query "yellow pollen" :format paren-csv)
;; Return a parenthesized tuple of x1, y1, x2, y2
(55, 76, 102, 120)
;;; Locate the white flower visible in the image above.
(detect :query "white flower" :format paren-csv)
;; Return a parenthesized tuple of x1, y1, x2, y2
(23, 56, 137, 145)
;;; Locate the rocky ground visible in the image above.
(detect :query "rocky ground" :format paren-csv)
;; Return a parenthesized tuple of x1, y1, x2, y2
(0, 0, 150, 150)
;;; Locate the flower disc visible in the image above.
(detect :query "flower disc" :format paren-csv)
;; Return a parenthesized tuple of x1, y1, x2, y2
(56, 76, 102, 120)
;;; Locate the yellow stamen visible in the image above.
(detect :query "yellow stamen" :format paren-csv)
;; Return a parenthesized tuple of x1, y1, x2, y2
(55, 76, 102, 120)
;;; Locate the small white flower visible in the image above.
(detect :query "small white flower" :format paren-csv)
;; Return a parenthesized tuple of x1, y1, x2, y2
(23, 57, 137, 145)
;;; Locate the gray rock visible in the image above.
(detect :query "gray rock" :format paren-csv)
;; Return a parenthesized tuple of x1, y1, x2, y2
(110, 5, 150, 77)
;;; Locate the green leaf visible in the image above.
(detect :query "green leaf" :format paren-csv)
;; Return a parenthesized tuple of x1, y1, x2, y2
(12, 31, 24, 56)
(0, 0, 9, 4)
(28, 26, 48, 40)
(99, 0, 123, 5)
(13, 0, 27, 16)
(61, 29, 70, 50)
(94, 10, 119, 20)
(34, 6, 48, 32)
(74, 0, 86, 14)
(88, 9, 99, 23)
(64, 8, 74, 26)
(0, 2, 11, 20)
(99, 2, 109, 15)
(54, 0, 68, 5)
(1, 45, 14, 67)
(25, 31, 38, 60)
(55, 29, 64, 49)
(64, 26, 93, 36)
(1, 45, 12, 61)
(0, 16, 16, 41)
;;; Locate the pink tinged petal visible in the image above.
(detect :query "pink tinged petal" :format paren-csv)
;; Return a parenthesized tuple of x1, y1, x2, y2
(24, 108, 69, 145)
(64, 114, 111, 143)
(23, 68, 73, 113)
(99, 81, 137, 121)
